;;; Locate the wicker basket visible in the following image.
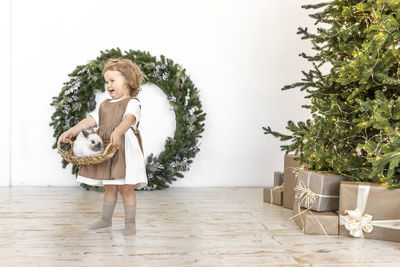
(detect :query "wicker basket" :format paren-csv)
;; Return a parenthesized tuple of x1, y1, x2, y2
(57, 138, 119, 165)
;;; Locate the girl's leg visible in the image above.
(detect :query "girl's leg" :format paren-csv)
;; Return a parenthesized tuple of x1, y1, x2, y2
(104, 184, 118, 202)
(118, 184, 137, 235)
(88, 185, 118, 230)
(118, 184, 136, 205)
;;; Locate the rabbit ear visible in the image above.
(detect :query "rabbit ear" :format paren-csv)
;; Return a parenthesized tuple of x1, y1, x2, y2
(90, 128, 95, 134)
(82, 129, 90, 138)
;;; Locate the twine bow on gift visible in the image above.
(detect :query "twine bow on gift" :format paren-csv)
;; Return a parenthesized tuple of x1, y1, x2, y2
(294, 171, 339, 210)
(294, 181, 319, 209)
(339, 183, 400, 238)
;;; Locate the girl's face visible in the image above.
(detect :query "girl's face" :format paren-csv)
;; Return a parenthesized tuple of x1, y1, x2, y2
(104, 70, 130, 100)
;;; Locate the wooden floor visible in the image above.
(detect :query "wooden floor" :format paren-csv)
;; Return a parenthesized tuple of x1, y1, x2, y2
(1, 187, 400, 266)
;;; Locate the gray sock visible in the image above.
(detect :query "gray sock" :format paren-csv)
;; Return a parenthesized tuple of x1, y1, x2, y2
(123, 205, 136, 236)
(88, 201, 117, 230)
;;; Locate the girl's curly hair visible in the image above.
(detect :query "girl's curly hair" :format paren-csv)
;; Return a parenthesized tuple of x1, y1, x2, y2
(102, 58, 144, 97)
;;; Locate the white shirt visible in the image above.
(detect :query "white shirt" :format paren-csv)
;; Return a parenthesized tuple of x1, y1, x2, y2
(76, 97, 148, 189)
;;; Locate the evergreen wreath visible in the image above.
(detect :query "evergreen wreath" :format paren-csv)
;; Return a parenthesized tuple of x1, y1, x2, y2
(50, 48, 206, 191)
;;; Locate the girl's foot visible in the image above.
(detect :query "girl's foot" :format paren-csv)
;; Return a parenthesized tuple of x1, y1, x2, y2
(88, 201, 116, 230)
(88, 218, 112, 230)
(123, 222, 136, 235)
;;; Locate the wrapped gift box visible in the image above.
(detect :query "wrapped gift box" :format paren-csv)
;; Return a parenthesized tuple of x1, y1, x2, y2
(339, 181, 400, 242)
(292, 201, 338, 235)
(274, 171, 284, 186)
(283, 154, 301, 209)
(263, 187, 283, 206)
(295, 169, 347, 212)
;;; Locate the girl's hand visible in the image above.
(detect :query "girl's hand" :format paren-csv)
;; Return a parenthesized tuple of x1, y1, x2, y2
(110, 130, 122, 147)
(59, 128, 80, 143)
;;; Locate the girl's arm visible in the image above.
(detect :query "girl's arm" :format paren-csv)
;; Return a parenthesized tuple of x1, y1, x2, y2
(80, 115, 97, 129)
(110, 115, 136, 146)
(72, 116, 97, 132)
(114, 114, 136, 135)
(59, 116, 97, 142)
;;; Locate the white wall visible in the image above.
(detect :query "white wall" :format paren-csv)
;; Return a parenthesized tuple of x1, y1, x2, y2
(0, 0, 11, 186)
(5, 0, 321, 187)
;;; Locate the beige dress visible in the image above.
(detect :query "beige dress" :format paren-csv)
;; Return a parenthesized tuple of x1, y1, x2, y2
(76, 97, 148, 189)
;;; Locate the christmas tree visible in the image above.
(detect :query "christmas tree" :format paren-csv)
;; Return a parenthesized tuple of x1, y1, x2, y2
(263, 1, 400, 188)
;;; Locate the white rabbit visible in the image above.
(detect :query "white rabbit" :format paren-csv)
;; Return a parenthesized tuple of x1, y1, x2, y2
(73, 128, 104, 157)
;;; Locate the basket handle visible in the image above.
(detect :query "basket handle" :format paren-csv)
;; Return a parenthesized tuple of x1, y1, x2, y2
(103, 141, 115, 155)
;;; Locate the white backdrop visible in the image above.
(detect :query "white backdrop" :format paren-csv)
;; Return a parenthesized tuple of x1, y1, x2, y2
(0, 0, 321, 187)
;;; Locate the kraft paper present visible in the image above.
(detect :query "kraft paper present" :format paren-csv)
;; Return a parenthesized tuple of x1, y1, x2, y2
(339, 181, 400, 242)
(274, 171, 284, 186)
(283, 154, 301, 209)
(292, 201, 338, 235)
(263, 187, 283, 206)
(296, 169, 347, 212)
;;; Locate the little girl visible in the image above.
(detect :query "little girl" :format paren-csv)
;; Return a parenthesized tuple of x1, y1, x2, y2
(59, 58, 148, 236)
